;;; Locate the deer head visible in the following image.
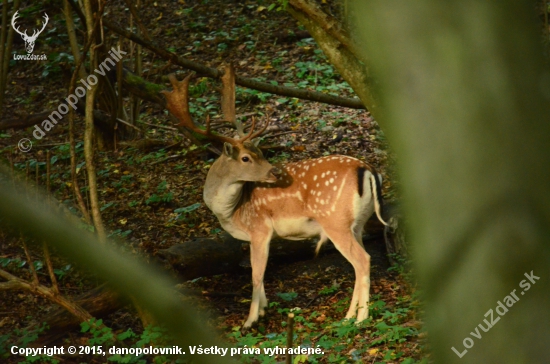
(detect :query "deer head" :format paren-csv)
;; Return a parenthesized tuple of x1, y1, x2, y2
(12, 11, 49, 54)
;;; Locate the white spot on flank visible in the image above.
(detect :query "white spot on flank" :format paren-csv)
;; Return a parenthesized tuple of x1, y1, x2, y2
(333, 185, 337, 191)
(325, 181, 329, 186)
(330, 178, 334, 183)
(316, 183, 320, 187)
(313, 175, 318, 181)
(321, 172, 326, 178)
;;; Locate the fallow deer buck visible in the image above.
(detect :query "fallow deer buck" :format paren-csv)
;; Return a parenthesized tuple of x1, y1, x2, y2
(162, 73, 388, 329)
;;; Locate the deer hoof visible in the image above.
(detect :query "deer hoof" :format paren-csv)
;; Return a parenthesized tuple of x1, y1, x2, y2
(241, 321, 258, 334)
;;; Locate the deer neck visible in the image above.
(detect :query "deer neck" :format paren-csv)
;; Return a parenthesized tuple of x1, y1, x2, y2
(203, 163, 248, 223)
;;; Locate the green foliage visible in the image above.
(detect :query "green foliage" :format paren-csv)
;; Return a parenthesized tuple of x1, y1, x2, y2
(318, 285, 339, 295)
(276, 291, 298, 301)
(146, 180, 174, 205)
(0, 256, 26, 268)
(79, 319, 182, 363)
(42, 52, 74, 77)
(265, 0, 288, 12)
(139, 150, 167, 163)
(108, 229, 133, 239)
(174, 203, 202, 215)
(0, 324, 53, 362)
(53, 264, 72, 280)
(227, 292, 422, 363)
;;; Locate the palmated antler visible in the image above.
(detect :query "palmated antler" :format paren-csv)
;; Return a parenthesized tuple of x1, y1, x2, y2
(161, 73, 270, 146)
(161, 74, 236, 145)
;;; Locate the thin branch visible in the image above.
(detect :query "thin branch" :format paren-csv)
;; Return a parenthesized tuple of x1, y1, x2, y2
(82, 0, 106, 244)
(149, 154, 183, 166)
(103, 20, 366, 110)
(136, 119, 178, 131)
(0, 268, 91, 322)
(122, 0, 151, 41)
(44, 152, 59, 295)
(288, 0, 357, 54)
(116, 117, 143, 133)
(264, 130, 302, 139)
(22, 240, 38, 285)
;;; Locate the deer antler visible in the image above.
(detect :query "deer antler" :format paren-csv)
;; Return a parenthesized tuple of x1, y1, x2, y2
(11, 11, 26, 38)
(33, 13, 49, 38)
(162, 73, 270, 146)
(11, 11, 48, 39)
(240, 116, 269, 142)
(161, 74, 236, 145)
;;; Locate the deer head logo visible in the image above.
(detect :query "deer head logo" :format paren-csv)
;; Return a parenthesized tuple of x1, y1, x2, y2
(11, 11, 49, 54)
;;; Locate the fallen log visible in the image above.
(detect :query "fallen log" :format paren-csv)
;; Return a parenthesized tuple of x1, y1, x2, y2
(32, 284, 125, 346)
(156, 232, 335, 280)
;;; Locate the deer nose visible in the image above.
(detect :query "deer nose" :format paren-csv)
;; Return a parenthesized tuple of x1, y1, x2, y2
(270, 167, 282, 178)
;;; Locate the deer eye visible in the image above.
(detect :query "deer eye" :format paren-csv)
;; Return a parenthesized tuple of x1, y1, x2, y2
(241, 156, 250, 162)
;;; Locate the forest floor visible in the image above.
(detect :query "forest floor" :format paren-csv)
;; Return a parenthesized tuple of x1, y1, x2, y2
(0, 1, 425, 363)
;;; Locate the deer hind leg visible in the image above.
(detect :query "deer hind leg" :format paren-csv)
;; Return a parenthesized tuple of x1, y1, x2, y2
(353, 223, 366, 250)
(243, 232, 271, 329)
(324, 227, 371, 322)
(259, 282, 267, 317)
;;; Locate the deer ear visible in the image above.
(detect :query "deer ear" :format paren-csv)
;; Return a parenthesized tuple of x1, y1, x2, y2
(223, 142, 233, 156)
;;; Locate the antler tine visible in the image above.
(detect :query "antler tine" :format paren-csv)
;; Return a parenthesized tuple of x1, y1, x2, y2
(240, 114, 270, 142)
(239, 116, 256, 142)
(11, 11, 25, 36)
(250, 113, 270, 140)
(161, 74, 237, 145)
(38, 13, 49, 34)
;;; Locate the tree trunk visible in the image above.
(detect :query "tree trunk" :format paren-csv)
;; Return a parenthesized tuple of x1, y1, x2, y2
(353, 1, 550, 363)
(287, 0, 379, 115)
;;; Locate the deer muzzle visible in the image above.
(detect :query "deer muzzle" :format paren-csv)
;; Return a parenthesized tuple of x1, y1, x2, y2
(265, 167, 281, 183)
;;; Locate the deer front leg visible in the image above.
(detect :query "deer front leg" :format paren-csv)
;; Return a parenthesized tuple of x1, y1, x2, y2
(243, 232, 271, 329)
